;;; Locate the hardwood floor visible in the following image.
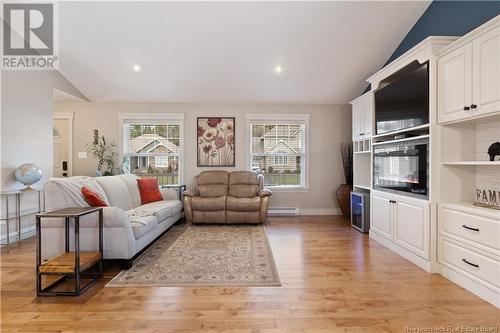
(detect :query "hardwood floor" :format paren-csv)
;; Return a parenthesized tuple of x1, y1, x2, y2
(1, 216, 498, 332)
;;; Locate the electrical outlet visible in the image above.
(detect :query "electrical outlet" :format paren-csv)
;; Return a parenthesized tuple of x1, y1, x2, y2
(78, 152, 87, 159)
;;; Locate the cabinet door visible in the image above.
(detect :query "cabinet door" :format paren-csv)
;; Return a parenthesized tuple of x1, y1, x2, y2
(438, 43, 473, 123)
(370, 191, 393, 240)
(472, 27, 500, 117)
(393, 196, 430, 259)
(352, 103, 362, 140)
(363, 94, 373, 137)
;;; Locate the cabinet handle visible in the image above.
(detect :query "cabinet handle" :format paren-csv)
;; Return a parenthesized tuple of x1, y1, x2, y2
(462, 224, 479, 232)
(360, 133, 365, 136)
(389, 200, 396, 204)
(470, 104, 477, 109)
(461, 258, 479, 268)
(463, 106, 470, 111)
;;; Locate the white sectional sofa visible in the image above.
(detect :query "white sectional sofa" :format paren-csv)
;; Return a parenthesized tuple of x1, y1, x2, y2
(42, 174, 182, 268)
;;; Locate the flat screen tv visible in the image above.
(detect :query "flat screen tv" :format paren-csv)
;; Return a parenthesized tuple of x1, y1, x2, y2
(374, 62, 429, 134)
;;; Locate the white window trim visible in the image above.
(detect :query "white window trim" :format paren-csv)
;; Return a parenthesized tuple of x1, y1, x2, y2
(118, 113, 185, 186)
(245, 113, 310, 192)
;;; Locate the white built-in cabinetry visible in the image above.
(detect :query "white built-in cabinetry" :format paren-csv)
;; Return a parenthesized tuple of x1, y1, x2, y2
(371, 190, 431, 268)
(438, 21, 500, 123)
(438, 203, 500, 307)
(436, 17, 500, 307)
(351, 92, 373, 191)
(350, 15, 500, 307)
(351, 92, 373, 140)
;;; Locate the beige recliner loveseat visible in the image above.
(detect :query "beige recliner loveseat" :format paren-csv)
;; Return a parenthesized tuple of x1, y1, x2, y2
(183, 171, 272, 224)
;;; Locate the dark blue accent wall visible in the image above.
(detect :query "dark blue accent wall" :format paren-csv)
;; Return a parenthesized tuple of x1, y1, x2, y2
(364, 1, 500, 93)
(385, 1, 500, 66)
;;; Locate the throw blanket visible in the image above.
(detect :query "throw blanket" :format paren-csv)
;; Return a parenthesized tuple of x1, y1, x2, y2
(47, 176, 154, 226)
(47, 176, 110, 207)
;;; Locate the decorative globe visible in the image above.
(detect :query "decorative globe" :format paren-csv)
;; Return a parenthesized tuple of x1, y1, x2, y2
(14, 163, 42, 190)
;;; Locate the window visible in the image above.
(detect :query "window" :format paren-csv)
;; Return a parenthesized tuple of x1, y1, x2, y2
(154, 155, 168, 168)
(120, 114, 183, 186)
(274, 155, 288, 165)
(247, 114, 309, 189)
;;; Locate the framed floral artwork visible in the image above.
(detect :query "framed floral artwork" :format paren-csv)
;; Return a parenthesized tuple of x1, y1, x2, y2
(197, 117, 235, 167)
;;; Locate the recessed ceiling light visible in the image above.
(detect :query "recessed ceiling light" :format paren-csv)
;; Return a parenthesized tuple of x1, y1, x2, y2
(132, 64, 141, 72)
(275, 65, 282, 74)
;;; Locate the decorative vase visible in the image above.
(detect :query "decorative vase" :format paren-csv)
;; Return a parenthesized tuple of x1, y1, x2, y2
(336, 184, 352, 218)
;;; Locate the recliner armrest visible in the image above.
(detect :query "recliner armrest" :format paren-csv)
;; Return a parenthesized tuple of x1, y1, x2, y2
(183, 189, 200, 197)
(258, 189, 272, 197)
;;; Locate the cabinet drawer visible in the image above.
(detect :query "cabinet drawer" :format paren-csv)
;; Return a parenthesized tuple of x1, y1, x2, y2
(441, 207, 500, 252)
(440, 238, 500, 290)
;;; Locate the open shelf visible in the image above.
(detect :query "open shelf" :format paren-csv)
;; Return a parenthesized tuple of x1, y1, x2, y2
(442, 161, 500, 166)
(372, 134, 429, 146)
(40, 252, 102, 274)
(354, 184, 371, 191)
(440, 202, 500, 219)
(372, 123, 429, 139)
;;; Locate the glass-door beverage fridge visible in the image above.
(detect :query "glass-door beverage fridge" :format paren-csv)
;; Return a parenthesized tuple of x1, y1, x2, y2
(350, 191, 370, 233)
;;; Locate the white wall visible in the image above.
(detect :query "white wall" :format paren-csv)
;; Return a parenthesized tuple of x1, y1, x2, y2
(54, 102, 351, 212)
(0, 70, 87, 243)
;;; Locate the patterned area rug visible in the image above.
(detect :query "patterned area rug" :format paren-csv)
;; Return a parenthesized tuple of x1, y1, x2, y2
(107, 224, 281, 287)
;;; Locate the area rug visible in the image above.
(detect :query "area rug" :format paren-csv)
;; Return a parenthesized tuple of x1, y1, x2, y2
(106, 224, 281, 287)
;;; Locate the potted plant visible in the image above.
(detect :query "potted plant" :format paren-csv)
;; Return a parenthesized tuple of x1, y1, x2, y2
(336, 142, 353, 218)
(86, 129, 117, 176)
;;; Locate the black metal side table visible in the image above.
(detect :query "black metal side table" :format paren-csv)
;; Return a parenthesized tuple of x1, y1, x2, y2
(36, 207, 103, 296)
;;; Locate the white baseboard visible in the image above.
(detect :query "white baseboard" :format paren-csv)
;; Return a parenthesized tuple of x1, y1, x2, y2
(0, 225, 36, 245)
(437, 263, 500, 308)
(299, 208, 342, 216)
(369, 230, 432, 272)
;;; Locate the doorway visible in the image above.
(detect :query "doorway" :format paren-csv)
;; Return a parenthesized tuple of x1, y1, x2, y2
(53, 113, 74, 177)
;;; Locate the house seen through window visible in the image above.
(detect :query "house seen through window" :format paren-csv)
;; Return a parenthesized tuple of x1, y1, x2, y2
(249, 120, 307, 188)
(122, 121, 182, 186)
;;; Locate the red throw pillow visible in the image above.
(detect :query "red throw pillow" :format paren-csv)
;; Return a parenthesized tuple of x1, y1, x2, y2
(137, 178, 163, 205)
(81, 186, 108, 207)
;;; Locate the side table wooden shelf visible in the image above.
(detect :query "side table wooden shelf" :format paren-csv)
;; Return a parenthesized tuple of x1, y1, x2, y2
(36, 207, 103, 296)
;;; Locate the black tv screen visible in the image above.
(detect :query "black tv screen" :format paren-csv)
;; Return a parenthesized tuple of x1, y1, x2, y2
(375, 62, 429, 134)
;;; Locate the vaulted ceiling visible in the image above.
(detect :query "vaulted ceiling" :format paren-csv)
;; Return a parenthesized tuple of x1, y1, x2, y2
(58, 1, 430, 104)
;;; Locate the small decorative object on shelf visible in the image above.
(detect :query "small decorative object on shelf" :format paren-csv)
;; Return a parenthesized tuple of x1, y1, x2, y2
(14, 163, 43, 191)
(487, 142, 500, 161)
(474, 187, 500, 210)
(337, 142, 353, 218)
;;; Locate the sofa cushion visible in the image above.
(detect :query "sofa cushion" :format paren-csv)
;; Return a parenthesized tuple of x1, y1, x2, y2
(228, 171, 260, 198)
(191, 196, 226, 211)
(135, 200, 181, 222)
(229, 184, 260, 198)
(95, 176, 134, 210)
(198, 170, 229, 185)
(198, 184, 228, 197)
(226, 196, 261, 211)
(81, 186, 109, 207)
(229, 171, 260, 185)
(127, 213, 158, 239)
(197, 171, 229, 197)
(117, 174, 141, 207)
(137, 178, 163, 204)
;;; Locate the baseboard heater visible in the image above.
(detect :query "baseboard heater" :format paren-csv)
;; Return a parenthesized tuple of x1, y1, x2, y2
(268, 207, 300, 216)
